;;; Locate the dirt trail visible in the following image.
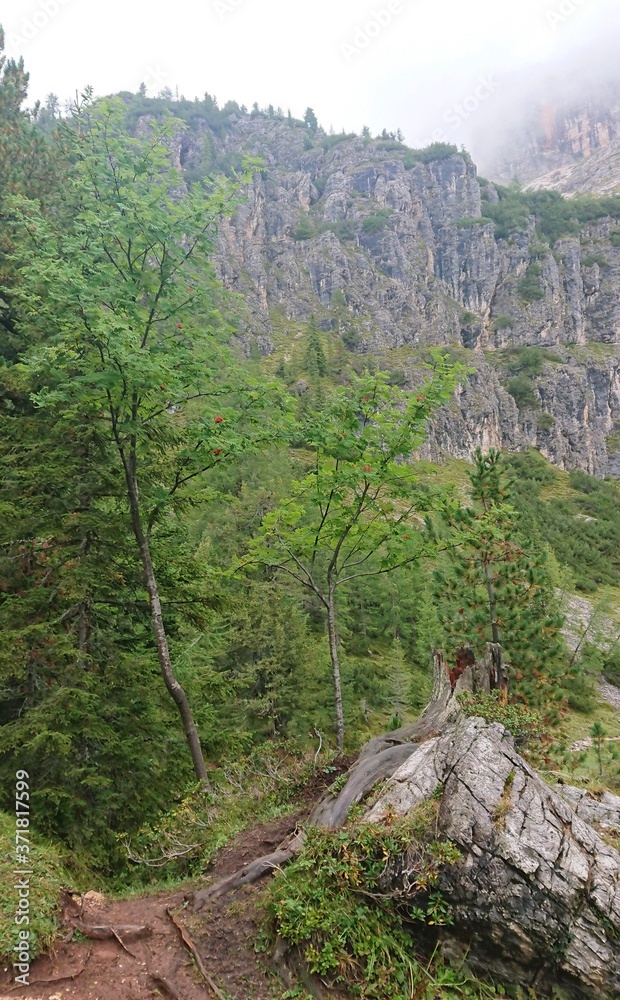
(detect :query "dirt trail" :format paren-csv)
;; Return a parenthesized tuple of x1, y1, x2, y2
(0, 813, 303, 1000)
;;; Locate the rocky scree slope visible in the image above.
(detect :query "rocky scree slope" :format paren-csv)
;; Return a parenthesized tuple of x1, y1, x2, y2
(172, 115, 620, 475)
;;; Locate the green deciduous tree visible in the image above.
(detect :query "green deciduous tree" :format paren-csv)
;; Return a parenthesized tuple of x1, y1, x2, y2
(247, 362, 463, 750)
(6, 95, 291, 783)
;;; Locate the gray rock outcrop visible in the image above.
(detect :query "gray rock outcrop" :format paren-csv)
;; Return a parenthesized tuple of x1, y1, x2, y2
(366, 717, 620, 999)
(190, 645, 620, 997)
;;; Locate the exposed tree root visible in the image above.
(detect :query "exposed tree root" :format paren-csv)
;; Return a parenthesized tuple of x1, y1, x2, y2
(166, 907, 228, 999)
(71, 922, 152, 942)
(186, 647, 506, 907)
(187, 832, 305, 912)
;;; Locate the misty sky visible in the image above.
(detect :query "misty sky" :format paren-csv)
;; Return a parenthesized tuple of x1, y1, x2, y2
(4, 0, 619, 158)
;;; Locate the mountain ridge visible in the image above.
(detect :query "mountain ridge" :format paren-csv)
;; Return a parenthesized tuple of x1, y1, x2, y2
(157, 108, 620, 475)
(99, 93, 620, 476)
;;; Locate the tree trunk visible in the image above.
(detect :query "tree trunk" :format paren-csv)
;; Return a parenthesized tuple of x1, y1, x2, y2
(483, 560, 501, 644)
(124, 465, 210, 788)
(327, 587, 345, 754)
(77, 601, 90, 660)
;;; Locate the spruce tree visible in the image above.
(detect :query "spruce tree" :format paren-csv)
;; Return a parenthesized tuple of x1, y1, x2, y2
(0, 27, 59, 373)
(303, 107, 318, 133)
(304, 324, 328, 378)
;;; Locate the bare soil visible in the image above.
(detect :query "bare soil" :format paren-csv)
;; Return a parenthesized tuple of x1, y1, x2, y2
(0, 814, 302, 1000)
(0, 758, 357, 1000)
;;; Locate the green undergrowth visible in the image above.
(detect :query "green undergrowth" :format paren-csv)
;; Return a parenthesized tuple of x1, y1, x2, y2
(458, 694, 551, 755)
(460, 686, 620, 794)
(550, 694, 620, 792)
(481, 183, 620, 244)
(113, 740, 340, 893)
(0, 811, 76, 962)
(264, 802, 504, 999)
(505, 450, 620, 593)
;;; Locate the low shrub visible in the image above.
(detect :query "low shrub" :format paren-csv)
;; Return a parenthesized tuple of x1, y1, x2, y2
(403, 142, 459, 168)
(458, 692, 549, 750)
(518, 264, 545, 304)
(581, 254, 608, 268)
(501, 346, 562, 376)
(537, 412, 556, 432)
(294, 217, 315, 241)
(362, 211, 392, 236)
(267, 805, 472, 999)
(484, 184, 620, 244)
(322, 132, 357, 151)
(319, 219, 356, 241)
(119, 740, 337, 887)
(506, 374, 540, 411)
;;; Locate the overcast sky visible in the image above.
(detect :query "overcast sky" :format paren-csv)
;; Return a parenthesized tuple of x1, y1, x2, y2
(4, 0, 619, 156)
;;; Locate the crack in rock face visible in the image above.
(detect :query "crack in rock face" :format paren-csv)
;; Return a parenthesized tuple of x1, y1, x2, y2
(365, 717, 620, 998)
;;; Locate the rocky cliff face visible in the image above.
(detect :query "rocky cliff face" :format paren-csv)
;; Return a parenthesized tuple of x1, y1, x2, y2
(477, 82, 620, 196)
(175, 113, 620, 475)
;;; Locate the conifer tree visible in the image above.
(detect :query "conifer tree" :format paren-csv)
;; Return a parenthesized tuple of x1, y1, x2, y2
(0, 27, 58, 369)
(433, 448, 565, 712)
(304, 323, 327, 377)
(303, 107, 318, 132)
(222, 582, 312, 737)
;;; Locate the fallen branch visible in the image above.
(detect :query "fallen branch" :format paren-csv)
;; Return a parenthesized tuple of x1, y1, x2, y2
(72, 921, 152, 942)
(166, 907, 228, 1000)
(122, 833, 203, 867)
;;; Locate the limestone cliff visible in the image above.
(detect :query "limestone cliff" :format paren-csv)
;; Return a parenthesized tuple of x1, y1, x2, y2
(172, 113, 620, 475)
